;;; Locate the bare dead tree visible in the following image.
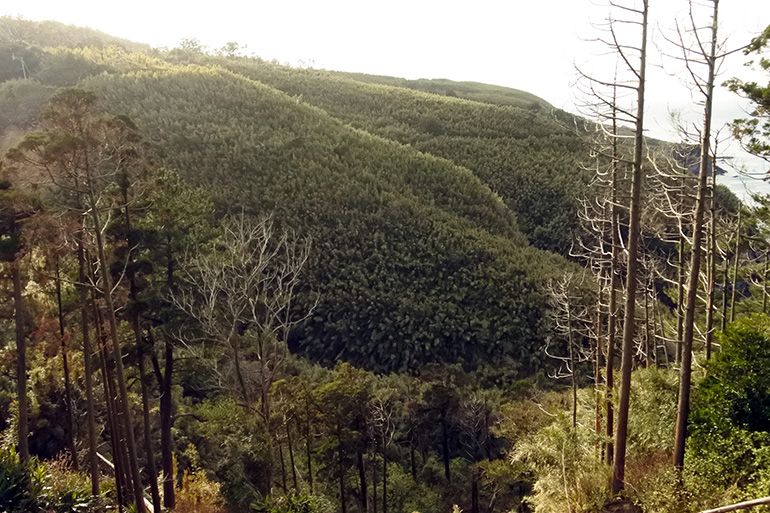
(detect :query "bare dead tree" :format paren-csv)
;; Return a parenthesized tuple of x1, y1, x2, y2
(369, 394, 397, 513)
(545, 273, 595, 430)
(575, 0, 650, 493)
(573, 113, 632, 466)
(172, 212, 313, 421)
(661, 0, 724, 474)
(645, 145, 698, 362)
(171, 212, 313, 495)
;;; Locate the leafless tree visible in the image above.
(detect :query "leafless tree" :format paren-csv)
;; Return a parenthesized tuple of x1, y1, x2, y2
(172, 212, 313, 420)
(661, 0, 724, 474)
(545, 273, 595, 430)
(369, 393, 397, 513)
(575, 0, 650, 492)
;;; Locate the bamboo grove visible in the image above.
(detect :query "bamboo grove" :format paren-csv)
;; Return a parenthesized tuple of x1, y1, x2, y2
(1, 5, 770, 513)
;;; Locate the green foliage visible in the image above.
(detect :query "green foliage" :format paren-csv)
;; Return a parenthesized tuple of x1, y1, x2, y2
(0, 79, 56, 132)
(0, 447, 101, 513)
(513, 415, 609, 513)
(0, 447, 33, 512)
(0, 16, 152, 54)
(252, 493, 322, 513)
(0, 20, 636, 513)
(384, 462, 441, 513)
(510, 370, 680, 513)
(329, 73, 551, 110)
(175, 451, 225, 513)
(0, 19, 592, 372)
(67, 59, 573, 371)
(689, 315, 770, 493)
(209, 57, 589, 252)
(725, 24, 770, 163)
(34, 48, 113, 87)
(626, 368, 679, 456)
(184, 397, 273, 509)
(715, 184, 742, 215)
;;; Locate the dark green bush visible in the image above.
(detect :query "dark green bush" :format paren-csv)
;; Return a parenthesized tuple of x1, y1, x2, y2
(688, 315, 770, 498)
(0, 447, 34, 513)
(0, 447, 98, 513)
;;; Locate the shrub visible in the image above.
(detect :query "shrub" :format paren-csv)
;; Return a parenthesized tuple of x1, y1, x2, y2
(175, 451, 225, 513)
(252, 493, 324, 513)
(0, 447, 101, 513)
(0, 447, 34, 513)
(680, 315, 770, 510)
(513, 416, 609, 513)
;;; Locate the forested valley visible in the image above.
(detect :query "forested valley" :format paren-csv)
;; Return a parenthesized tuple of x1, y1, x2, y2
(1, 7, 770, 513)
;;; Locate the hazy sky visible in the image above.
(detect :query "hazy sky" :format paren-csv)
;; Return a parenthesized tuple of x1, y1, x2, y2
(4, 0, 770, 198)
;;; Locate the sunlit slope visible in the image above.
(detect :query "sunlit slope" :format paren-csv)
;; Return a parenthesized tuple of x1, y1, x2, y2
(211, 59, 589, 252)
(328, 73, 552, 110)
(85, 65, 569, 371)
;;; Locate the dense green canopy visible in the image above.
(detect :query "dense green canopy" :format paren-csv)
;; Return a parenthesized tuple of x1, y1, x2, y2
(0, 17, 589, 372)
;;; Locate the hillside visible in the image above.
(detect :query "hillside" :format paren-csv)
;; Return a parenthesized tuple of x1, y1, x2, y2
(0, 18, 587, 372)
(327, 72, 552, 109)
(4, 16, 769, 513)
(205, 57, 589, 252)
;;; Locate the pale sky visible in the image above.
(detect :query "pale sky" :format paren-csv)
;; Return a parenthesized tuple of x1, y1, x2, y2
(4, 0, 770, 199)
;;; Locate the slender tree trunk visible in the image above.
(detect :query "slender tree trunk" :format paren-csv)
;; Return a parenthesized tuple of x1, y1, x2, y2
(95, 306, 129, 508)
(158, 244, 177, 509)
(90, 253, 134, 508)
(358, 450, 368, 513)
(706, 158, 717, 360)
(611, 0, 648, 494)
(305, 398, 314, 493)
(654, 303, 665, 366)
(86, 185, 145, 512)
(442, 417, 451, 483)
(722, 256, 730, 331)
(606, 267, 617, 466)
(382, 440, 388, 513)
(287, 420, 298, 490)
(410, 437, 417, 480)
(55, 257, 79, 470)
(258, 335, 271, 422)
(762, 253, 770, 314)
(138, 351, 161, 513)
(471, 474, 479, 513)
(677, 179, 686, 364)
(674, 0, 719, 473)
(730, 207, 742, 323)
(255, 335, 276, 494)
(232, 338, 250, 408)
(278, 438, 287, 493)
(306, 428, 313, 494)
(596, 282, 604, 440)
(13, 257, 29, 464)
(605, 95, 621, 467)
(78, 240, 99, 495)
(150, 331, 175, 509)
(122, 189, 161, 513)
(568, 306, 577, 429)
(372, 444, 378, 513)
(339, 432, 347, 513)
(644, 287, 651, 368)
